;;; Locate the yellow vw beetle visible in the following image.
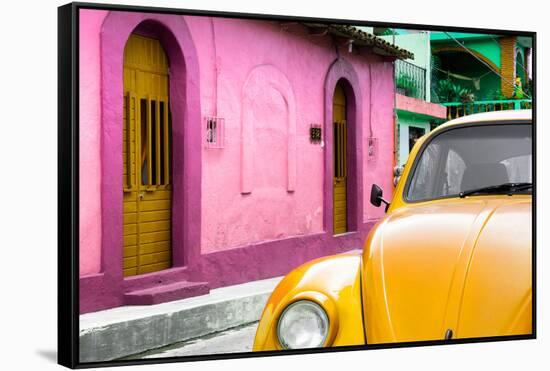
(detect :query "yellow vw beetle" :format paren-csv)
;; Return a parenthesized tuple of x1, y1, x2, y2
(253, 110, 532, 350)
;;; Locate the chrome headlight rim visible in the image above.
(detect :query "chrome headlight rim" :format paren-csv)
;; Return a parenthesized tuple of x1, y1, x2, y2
(276, 299, 330, 350)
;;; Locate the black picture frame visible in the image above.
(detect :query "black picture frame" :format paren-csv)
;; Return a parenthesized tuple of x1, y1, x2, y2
(58, 2, 536, 368)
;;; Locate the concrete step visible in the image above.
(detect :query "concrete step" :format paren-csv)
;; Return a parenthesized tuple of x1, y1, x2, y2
(79, 276, 283, 363)
(124, 281, 210, 305)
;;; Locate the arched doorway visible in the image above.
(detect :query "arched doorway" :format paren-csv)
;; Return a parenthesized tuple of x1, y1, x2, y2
(77, 11, 204, 313)
(122, 33, 172, 276)
(333, 82, 348, 234)
(323, 59, 363, 236)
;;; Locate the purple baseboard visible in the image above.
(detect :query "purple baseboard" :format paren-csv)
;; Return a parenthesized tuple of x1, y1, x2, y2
(79, 221, 376, 314)
(80, 272, 124, 313)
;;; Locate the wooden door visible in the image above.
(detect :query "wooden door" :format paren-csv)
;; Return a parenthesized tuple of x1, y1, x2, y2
(123, 34, 172, 277)
(333, 84, 347, 234)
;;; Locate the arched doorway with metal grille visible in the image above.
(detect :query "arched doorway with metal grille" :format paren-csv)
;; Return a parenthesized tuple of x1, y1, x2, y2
(332, 82, 348, 234)
(122, 33, 173, 277)
(323, 58, 364, 237)
(80, 12, 204, 312)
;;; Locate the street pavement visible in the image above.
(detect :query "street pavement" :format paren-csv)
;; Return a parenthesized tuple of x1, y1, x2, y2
(80, 277, 283, 362)
(128, 322, 259, 359)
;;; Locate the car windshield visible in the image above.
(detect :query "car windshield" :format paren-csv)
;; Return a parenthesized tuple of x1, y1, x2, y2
(406, 123, 532, 202)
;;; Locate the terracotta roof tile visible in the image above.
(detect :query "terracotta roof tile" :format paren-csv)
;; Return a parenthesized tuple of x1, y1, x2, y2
(301, 23, 414, 60)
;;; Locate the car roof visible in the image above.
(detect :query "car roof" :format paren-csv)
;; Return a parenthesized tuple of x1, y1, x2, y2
(433, 109, 532, 133)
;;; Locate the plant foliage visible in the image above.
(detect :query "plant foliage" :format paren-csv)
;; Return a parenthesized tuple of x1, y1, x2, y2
(435, 78, 475, 103)
(396, 73, 419, 98)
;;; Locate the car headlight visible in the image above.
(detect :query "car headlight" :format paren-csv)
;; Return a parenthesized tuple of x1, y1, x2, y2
(276, 300, 329, 349)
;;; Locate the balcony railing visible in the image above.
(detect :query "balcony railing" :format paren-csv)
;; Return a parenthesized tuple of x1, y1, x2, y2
(395, 59, 426, 100)
(442, 99, 532, 120)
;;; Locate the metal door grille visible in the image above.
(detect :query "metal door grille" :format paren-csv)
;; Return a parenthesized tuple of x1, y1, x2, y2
(334, 120, 347, 179)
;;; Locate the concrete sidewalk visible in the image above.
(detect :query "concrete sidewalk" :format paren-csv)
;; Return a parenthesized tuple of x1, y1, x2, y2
(126, 322, 259, 359)
(79, 276, 282, 362)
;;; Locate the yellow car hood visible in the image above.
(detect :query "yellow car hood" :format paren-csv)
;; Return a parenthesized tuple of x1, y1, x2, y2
(362, 195, 532, 343)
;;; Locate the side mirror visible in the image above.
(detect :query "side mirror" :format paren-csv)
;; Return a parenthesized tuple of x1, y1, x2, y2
(370, 184, 390, 212)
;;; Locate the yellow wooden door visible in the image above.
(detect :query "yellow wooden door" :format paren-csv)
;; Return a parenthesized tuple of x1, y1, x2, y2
(333, 84, 347, 234)
(123, 34, 172, 277)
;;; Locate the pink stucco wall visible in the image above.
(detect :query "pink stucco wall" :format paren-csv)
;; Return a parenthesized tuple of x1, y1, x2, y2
(186, 18, 394, 253)
(79, 9, 108, 276)
(358, 57, 395, 223)
(79, 10, 394, 274)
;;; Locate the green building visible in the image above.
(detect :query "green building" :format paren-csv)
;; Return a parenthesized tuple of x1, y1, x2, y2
(366, 28, 532, 167)
(378, 31, 447, 166)
(430, 32, 532, 119)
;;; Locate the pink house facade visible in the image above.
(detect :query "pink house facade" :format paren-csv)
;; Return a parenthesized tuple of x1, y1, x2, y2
(79, 9, 412, 313)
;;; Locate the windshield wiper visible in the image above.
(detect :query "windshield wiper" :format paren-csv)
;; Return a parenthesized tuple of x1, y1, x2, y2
(459, 182, 532, 198)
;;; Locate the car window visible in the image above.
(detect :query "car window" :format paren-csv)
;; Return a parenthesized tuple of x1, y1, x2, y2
(406, 123, 532, 202)
(407, 143, 442, 201)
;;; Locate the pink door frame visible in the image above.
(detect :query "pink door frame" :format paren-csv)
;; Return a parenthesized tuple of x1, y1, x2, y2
(323, 58, 364, 234)
(80, 11, 202, 312)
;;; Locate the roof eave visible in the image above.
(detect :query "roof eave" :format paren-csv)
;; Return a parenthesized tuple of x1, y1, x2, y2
(300, 23, 414, 60)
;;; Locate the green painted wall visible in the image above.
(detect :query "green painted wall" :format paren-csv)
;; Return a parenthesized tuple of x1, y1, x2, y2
(430, 32, 499, 41)
(461, 38, 501, 68)
(432, 34, 501, 68)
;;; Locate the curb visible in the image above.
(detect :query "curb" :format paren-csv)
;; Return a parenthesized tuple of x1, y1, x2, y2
(79, 276, 283, 362)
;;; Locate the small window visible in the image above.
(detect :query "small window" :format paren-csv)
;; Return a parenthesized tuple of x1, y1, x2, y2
(367, 137, 378, 160)
(409, 126, 425, 154)
(205, 116, 225, 148)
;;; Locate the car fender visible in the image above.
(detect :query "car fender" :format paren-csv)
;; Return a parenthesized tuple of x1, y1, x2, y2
(253, 251, 365, 351)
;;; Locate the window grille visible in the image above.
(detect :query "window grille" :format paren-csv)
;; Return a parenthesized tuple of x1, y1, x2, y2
(368, 137, 378, 160)
(124, 93, 171, 190)
(334, 121, 347, 178)
(205, 116, 225, 148)
(309, 124, 322, 144)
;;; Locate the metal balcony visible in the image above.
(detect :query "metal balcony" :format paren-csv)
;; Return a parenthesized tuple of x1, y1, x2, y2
(395, 59, 427, 101)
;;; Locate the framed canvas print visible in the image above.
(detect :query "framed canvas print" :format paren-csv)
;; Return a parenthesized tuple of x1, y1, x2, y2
(58, 2, 536, 368)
